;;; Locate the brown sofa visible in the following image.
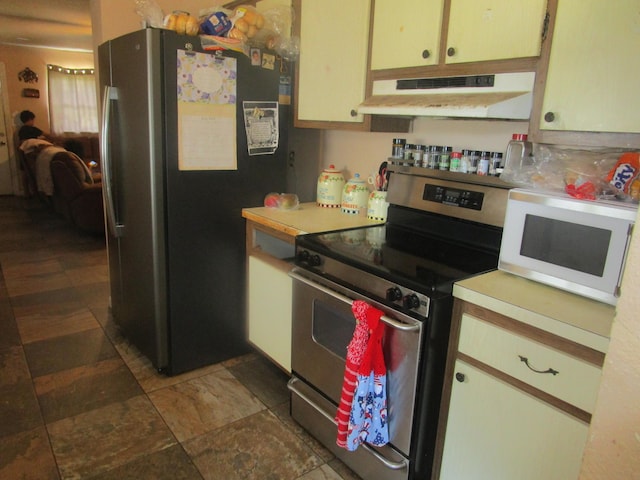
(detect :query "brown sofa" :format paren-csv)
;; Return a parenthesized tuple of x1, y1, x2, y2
(16, 132, 104, 234)
(18, 137, 104, 234)
(49, 133, 100, 168)
(49, 151, 104, 234)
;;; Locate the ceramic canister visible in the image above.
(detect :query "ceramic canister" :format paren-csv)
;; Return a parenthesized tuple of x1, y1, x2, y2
(341, 173, 369, 215)
(317, 164, 345, 208)
(367, 190, 389, 221)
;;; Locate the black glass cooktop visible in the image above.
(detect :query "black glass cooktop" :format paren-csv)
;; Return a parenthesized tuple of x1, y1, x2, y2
(295, 214, 501, 297)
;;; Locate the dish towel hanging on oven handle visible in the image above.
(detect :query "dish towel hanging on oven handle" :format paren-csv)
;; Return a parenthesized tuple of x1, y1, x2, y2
(336, 300, 389, 451)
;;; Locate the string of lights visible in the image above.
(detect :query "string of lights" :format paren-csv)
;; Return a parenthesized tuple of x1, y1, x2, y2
(47, 65, 95, 75)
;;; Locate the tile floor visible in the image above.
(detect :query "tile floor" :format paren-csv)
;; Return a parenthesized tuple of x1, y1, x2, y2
(0, 196, 360, 480)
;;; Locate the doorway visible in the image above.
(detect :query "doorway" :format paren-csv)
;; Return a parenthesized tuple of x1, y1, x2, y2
(0, 63, 18, 195)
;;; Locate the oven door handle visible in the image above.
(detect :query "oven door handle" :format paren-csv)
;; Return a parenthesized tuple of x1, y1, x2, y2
(290, 271, 420, 332)
(287, 377, 409, 471)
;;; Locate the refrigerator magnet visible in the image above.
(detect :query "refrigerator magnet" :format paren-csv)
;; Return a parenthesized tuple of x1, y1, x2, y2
(250, 48, 261, 66)
(262, 53, 275, 70)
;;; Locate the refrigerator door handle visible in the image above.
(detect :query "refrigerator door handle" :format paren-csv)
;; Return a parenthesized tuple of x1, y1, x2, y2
(101, 86, 125, 237)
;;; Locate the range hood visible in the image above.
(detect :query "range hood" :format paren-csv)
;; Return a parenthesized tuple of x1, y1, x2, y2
(358, 72, 535, 120)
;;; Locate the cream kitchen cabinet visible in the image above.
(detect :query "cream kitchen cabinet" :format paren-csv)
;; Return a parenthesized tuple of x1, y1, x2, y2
(248, 255, 293, 372)
(294, 0, 371, 128)
(445, 0, 547, 65)
(371, 0, 547, 71)
(431, 270, 614, 480)
(439, 359, 590, 480)
(370, 0, 444, 70)
(537, 0, 640, 137)
(243, 204, 381, 372)
(245, 221, 296, 373)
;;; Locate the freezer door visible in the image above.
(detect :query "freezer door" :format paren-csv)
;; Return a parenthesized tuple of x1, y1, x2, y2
(159, 32, 288, 373)
(99, 29, 168, 369)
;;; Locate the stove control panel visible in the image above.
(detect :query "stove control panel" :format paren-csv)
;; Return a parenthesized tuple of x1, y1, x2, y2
(423, 184, 484, 210)
(296, 247, 430, 318)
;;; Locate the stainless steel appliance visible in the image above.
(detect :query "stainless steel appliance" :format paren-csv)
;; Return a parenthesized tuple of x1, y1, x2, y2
(98, 29, 288, 375)
(288, 166, 512, 480)
(499, 188, 637, 305)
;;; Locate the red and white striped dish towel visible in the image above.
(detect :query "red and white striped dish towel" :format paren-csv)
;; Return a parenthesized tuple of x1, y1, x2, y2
(335, 300, 384, 448)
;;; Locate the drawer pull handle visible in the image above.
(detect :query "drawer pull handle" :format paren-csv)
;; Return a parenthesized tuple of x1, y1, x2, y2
(518, 355, 559, 376)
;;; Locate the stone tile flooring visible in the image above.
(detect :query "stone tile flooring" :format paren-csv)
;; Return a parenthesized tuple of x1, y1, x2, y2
(0, 196, 360, 480)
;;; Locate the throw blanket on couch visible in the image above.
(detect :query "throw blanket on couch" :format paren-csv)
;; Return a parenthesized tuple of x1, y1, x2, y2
(20, 139, 92, 196)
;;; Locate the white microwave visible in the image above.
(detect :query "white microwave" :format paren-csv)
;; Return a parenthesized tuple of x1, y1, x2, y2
(499, 188, 638, 305)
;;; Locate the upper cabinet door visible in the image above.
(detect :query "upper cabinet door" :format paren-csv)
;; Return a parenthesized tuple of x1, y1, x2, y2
(540, 0, 640, 134)
(296, 0, 370, 124)
(445, 0, 547, 64)
(370, 0, 444, 70)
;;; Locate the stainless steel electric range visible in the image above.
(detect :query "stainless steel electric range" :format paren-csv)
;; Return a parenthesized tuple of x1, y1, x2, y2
(288, 166, 512, 480)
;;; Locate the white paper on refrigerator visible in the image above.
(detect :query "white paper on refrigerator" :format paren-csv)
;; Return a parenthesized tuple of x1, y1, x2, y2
(176, 50, 238, 170)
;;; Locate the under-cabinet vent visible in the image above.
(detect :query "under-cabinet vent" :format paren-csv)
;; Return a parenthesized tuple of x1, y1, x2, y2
(357, 72, 536, 120)
(396, 75, 496, 90)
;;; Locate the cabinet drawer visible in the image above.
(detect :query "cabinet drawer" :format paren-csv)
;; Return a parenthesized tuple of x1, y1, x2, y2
(458, 313, 602, 413)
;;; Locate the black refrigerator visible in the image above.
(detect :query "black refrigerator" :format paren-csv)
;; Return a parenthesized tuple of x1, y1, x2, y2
(98, 28, 288, 375)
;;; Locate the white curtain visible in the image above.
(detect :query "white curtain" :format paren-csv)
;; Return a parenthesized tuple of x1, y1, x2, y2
(47, 65, 98, 134)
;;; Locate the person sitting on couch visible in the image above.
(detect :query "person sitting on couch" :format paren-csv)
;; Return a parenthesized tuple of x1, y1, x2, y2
(18, 110, 48, 142)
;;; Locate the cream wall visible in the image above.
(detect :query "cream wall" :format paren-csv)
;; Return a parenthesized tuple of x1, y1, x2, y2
(579, 206, 640, 478)
(0, 45, 94, 195)
(0, 45, 94, 133)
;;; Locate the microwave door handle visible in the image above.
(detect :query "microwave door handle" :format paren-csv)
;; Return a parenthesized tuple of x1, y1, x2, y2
(290, 270, 420, 332)
(287, 377, 409, 471)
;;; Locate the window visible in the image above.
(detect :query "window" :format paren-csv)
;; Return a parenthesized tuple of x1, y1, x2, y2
(47, 65, 98, 134)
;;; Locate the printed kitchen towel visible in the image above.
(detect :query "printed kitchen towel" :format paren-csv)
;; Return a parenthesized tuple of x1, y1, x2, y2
(336, 300, 389, 451)
(335, 300, 373, 448)
(345, 306, 389, 451)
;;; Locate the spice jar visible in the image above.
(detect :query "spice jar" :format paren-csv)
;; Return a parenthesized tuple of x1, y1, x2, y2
(477, 151, 490, 176)
(489, 152, 503, 176)
(403, 144, 415, 165)
(459, 149, 471, 173)
(439, 146, 452, 170)
(392, 138, 406, 159)
(449, 151, 461, 172)
(468, 151, 479, 174)
(413, 144, 425, 166)
(426, 145, 441, 169)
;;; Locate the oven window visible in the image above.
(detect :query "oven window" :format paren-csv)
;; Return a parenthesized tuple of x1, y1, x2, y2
(520, 214, 611, 276)
(312, 300, 355, 360)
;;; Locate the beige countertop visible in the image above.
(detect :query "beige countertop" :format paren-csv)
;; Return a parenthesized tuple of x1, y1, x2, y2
(454, 270, 615, 353)
(242, 202, 382, 237)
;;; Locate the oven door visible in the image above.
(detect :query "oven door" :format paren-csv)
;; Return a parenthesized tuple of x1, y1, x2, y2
(289, 268, 423, 479)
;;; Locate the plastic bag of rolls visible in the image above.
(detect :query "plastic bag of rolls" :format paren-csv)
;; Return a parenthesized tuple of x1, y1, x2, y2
(163, 10, 199, 36)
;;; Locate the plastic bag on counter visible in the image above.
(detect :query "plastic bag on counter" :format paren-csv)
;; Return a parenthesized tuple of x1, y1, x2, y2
(500, 144, 634, 201)
(606, 152, 640, 201)
(134, 0, 164, 27)
(253, 5, 299, 61)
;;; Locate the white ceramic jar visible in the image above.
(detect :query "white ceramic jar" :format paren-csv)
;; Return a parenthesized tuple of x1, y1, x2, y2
(317, 164, 345, 208)
(341, 173, 369, 215)
(367, 191, 389, 221)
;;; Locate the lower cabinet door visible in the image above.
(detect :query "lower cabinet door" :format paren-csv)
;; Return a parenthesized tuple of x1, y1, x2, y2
(248, 255, 292, 372)
(439, 360, 589, 480)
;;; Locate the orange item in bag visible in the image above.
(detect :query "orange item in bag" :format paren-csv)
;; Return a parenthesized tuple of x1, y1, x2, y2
(606, 152, 640, 200)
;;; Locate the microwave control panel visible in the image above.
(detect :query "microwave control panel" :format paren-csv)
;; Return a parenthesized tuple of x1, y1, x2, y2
(423, 184, 484, 210)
